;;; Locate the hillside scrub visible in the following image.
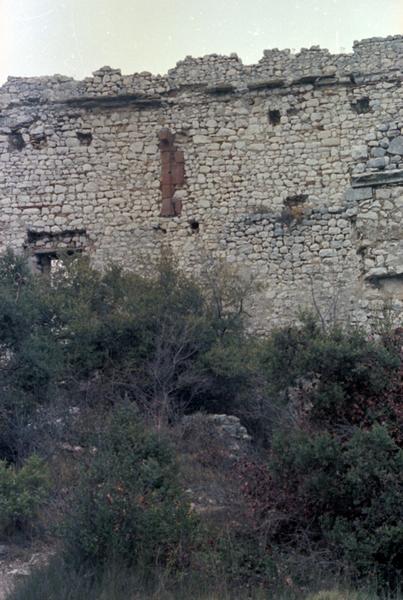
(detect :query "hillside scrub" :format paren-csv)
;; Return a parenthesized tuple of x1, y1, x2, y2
(0, 251, 401, 597)
(62, 406, 199, 571)
(241, 317, 403, 587)
(0, 252, 257, 461)
(0, 455, 49, 537)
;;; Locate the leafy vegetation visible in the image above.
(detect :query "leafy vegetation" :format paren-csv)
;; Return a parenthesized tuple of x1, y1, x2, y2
(63, 406, 198, 570)
(0, 455, 49, 536)
(0, 250, 401, 598)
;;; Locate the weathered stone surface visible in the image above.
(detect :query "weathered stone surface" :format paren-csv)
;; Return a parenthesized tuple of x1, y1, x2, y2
(345, 187, 373, 202)
(0, 35, 403, 329)
(352, 145, 368, 160)
(352, 170, 403, 187)
(388, 136, 403, 155)
(367, 157, 389, 169)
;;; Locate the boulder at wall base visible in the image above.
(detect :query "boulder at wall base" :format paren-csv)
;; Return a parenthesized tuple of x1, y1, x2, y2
(179, 413, 253, 523)
(182, 413, 252, 458)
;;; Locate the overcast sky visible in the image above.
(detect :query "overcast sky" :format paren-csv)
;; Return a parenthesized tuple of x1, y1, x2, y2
(1, 0, 402, 83)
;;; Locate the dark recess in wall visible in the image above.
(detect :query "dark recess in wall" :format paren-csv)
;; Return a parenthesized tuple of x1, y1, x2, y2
(26, 228, 87, 244)
(8, 131, 26, 151)
(189, 220, 200, 233)
(268, 110, 281, 125)
(76, 131, 93, 146)
(351, 97, 371, 114)
(284, 194, 309, 207)
(30, 133, 47, 150)
(278, 194, 308, 226)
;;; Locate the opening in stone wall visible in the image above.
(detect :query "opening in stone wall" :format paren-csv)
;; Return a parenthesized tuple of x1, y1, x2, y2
(279, 194, 308, 225)
(8, 131, 26, 151)
(30, 133, 47, 150)
(158, 128, 185, 217)
(33, 248, 81, 276)
(268, 110, 281, 125)
(366, 272, 403, 297)
(189, 220, 200, 233)
(26, 229, 87, 276)
(76, 131, 93, 146)
(351, 97, 371, 114)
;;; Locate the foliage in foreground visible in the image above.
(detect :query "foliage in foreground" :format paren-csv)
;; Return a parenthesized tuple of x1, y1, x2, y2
(0, 251, 256, 461)
(63, 407, 198, 570)
(243, 425, 403, 585)
(242, 319, 403, 586)
(8, 555, 403, 600)
(0, 455, 49, 537)
(0, 251, 401, 595)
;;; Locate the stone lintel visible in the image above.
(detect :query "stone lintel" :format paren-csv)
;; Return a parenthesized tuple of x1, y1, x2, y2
(351, 169, 403, 188)
(247, 79, 285, 91)
(58, 94, 163, 109)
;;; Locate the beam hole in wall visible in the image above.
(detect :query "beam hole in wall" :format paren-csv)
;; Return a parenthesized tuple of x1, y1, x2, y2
(153, 224, 167, 234)
(30, 133, 47, 150)
(8, 131, 26, 151)
(189, 220, 200, 233)
(351, 97, 371, 114)
(284, 194, 309, 207)
(268, 110, 281, 125)
(279, 194, 308, 225)
(76, 131, 93, 146)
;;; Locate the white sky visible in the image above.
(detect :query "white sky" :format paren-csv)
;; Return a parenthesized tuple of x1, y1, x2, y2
(1, 0, 403, 83)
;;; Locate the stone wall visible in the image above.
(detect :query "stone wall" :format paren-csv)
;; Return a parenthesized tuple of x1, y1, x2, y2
(0, 36, 403, 329)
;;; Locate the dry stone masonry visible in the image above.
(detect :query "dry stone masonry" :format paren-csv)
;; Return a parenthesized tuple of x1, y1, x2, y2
(1, 35, 403, 328)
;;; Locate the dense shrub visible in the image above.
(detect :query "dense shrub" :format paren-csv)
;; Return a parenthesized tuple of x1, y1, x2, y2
(242, 425, 403, 584)
(63, 407, 199, 570)
(240, 318, 403, 587)
(0, 454, 49, 536)
(261, 316, 402, 440)
(0, 250, 401, 593)
(0, 252, 256, 459)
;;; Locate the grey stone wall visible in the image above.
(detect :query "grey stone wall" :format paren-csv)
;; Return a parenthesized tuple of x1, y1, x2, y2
(0, 36, 402, 329)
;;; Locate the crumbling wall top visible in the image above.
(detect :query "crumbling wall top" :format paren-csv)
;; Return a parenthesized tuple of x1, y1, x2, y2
(1, 35, 402, 108)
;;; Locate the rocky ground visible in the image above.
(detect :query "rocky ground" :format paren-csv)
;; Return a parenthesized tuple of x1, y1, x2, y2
(0, 543, 53, 599)
(0, 414, 254, 600)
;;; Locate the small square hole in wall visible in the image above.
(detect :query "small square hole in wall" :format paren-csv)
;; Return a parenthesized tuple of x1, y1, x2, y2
(351, 97, 371, 114)
(268, 110, 281, 125)
(8, 131, 26, 151)
(76, 131, 93, 146)
(189, 220, 200, 233)
(30, 133, 47, 149)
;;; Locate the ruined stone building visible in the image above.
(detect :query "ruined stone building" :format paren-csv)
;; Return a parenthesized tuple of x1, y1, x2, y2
(0, 35, 403, 328)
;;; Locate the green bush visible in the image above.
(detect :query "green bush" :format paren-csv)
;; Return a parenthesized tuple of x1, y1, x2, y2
(0, 455, 49, 536)
(0, 252, 256, 458)
(244, 425, 403, 584)
(260, 316, 402, 439)
(63, 407, 199, 570)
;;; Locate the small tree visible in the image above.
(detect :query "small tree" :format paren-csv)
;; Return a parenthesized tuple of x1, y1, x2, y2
(0, 455, 49, 536)
(63, 406, 198, 570)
